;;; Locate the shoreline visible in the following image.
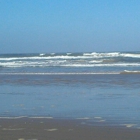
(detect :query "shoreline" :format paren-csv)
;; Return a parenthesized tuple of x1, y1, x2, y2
(0, 117, 140, 140)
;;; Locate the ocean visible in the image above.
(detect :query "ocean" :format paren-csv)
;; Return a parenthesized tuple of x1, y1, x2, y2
(0, 52, 140, 128)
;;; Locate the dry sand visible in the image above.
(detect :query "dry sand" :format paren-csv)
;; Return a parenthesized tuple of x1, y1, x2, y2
(0, 117, 140, 140)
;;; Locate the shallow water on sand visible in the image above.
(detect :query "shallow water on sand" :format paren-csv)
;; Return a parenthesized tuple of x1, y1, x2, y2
(0, 74, 140, 128)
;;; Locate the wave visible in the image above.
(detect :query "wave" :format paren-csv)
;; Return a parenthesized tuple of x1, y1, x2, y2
(62, 63, 140, 67)
(66, 53, 72, 55)
(0, 116, 54, 119)
(1, 52, 140, 61)
(0, 116, 28, 119)
(1, 70, 140, 75)
(120, 70, 140, 74)
(0, 52, 140, 69)
(121, 53, 140, 58)
(83, 52, 120, 57)
(83, 52, 140, 58)
(0, 55, 93, 61)
(39, 53, 45, 56)
(0, 72, 120, 75)
(1, 61, 140, 68)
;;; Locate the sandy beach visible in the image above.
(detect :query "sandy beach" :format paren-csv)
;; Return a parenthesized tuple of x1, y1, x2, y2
(0, 117, 140, 140)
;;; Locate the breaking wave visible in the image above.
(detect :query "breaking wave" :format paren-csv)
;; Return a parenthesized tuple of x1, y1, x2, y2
(0, 52, 140, 74)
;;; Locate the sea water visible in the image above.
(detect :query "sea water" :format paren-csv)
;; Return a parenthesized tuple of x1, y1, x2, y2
(0, 52, 140, 128)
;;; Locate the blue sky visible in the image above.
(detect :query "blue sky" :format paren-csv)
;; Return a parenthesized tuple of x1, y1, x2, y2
(0, 0, 140, 53)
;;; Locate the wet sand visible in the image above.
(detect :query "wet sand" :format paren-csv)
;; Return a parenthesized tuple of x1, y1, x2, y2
(0, 118, 140, 140)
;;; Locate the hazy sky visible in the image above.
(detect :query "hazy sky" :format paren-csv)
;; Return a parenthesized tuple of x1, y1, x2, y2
(0, 0, 140, 53)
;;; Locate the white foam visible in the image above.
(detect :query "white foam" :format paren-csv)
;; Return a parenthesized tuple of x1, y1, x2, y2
(29, 116, 53, 119)
(0, 72, 120, 75)
(121, 124, 137, 128)
(0, 116, 53, 119)
(62, 63, 140, 67)
(0, 56, 66, 61)
(83, 52, 120, 58)
(67, 53, 71, 55)
(1, 52, 140, 68)
(0, 54, 118, 61)
(83, 52, 140, 58)
(89, 60, 103, 63)
(121, 53, 140, 58)
(0, 52, 140, 62)
(45, 128, 58, 131)
(1, 61, 140, 68)
(39, 53, 45, 56)
(123, 70, 140, 73)
(0, 116, 27, 119)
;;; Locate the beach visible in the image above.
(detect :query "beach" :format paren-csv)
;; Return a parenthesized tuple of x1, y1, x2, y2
(0, 117, 140, 140)
(0, 52, 140, 139)
(1, 0, 140, 136)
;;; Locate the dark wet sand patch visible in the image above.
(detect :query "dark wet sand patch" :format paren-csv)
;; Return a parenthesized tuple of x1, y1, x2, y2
(0, 118, 140, 140)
